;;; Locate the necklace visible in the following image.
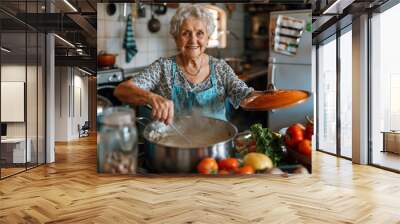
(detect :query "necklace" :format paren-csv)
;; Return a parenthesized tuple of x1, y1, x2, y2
(182, 55, 203, 77)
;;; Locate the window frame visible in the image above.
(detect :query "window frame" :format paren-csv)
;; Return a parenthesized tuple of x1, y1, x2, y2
(368, 1, 400, 173)
(315, 23, 353, 161)
(0, 1, 48, 180)
(314, 0, 400, 173)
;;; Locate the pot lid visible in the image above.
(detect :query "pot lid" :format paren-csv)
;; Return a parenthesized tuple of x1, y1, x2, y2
(102, 107, 135, 126)
(240, 89, 311, 111)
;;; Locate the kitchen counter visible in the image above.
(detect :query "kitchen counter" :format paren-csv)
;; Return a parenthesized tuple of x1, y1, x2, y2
(122, 65, 268, 82)
(123, 66, 148, 79)
(237, 65, 268, 82)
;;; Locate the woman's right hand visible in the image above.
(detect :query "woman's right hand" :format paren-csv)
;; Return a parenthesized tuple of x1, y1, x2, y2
(147, 93, 174, 125)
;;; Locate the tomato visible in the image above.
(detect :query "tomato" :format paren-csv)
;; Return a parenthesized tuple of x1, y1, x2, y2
(248, 140, 257, 153)
(236, 165, 255, 174)
(197, 158, 218, 174)
(298, 139, 312, 156)
(285, 123, 305, 149)
(218, 170, 230, 175)
(218, 158, 239, 172)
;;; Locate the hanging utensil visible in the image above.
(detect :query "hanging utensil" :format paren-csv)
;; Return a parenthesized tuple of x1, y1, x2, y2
(135, 0, 146, 18)
(225, 4, 236, 18)
(154, 3, 167, 15)
(106, 3, 117, 16)
(147, 4, 161, 33)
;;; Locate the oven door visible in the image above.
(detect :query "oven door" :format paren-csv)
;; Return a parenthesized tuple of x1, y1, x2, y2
(97, 85, 122, 107)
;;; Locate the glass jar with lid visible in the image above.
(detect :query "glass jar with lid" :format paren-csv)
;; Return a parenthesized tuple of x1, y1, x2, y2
(97, 107, 138, 174)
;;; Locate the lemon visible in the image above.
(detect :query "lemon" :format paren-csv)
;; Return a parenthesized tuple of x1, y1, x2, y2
(244, 153, 273, 171)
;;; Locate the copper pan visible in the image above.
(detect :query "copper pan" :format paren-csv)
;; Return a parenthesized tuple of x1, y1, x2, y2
(240, 57, 311, 111)
(240, 89, 311, 111)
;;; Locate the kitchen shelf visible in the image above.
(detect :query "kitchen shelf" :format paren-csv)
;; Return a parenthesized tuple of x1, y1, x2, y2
(247, 35, 269, 39)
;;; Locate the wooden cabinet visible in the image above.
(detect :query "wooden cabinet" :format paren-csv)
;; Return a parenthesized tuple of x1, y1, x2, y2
(382, 131, 400, 154)
(1, 138, 32, 164)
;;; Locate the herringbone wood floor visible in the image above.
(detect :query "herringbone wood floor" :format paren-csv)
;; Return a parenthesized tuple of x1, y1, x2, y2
(1, 135, 400, 224)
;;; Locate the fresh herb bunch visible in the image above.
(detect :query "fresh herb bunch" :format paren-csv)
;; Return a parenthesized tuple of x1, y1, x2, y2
(250, 123, 284, 166)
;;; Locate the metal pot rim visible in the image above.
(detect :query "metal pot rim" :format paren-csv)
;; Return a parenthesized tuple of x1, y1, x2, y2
(141, 116, 238, 149)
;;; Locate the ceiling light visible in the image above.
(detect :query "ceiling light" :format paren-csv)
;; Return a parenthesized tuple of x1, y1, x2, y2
(75, 42, 83, 46)
(63, 0, 78, 12)
(76, 49, 85, 55)
(78, 67, 92, 76)
(1, 47, 11, 53)
(323, 0, 341, 14)
(323, 0, 354, 15)
(54, 34, 75, 48)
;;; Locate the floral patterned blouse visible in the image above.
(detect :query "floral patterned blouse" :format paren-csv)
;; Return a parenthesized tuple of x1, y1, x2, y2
(131, 55, 254, 109)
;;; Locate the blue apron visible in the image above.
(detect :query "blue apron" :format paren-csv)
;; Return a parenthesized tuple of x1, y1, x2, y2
(140, 57, 229, 169)
(171, 56, 227, 121)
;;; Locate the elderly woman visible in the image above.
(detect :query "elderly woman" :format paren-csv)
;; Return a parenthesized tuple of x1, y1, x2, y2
(114, 5, 256, 124)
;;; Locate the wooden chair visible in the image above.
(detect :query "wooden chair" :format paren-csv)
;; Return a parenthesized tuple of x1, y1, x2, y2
(78, 121, 90, 138)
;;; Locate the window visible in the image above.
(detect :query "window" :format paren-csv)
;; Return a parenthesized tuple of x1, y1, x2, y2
(204, 5, 227, 48)
(370, 2, 400, 171)
(317, 36, 337, 154)
(339, 27, 352, 158)
(0, 1, 47, 179)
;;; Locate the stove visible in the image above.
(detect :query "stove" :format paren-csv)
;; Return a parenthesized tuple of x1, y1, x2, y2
(97, 67, 125, 109)
(97, 68, 124, 85)
(97, 66, 148, 109)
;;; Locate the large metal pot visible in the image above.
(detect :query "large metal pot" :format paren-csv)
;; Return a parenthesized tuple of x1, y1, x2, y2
(138, 116, 238, 173)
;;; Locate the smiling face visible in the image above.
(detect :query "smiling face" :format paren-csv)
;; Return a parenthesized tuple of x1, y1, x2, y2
(175, 17, 209, 60)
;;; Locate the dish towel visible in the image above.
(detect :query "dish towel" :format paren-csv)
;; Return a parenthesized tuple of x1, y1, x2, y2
(123, 14, 138, 63)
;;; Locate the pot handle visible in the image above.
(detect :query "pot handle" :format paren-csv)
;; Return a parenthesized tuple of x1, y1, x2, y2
(136, 116, 151, 128)
(136, 116, 152, 142)
(234, 130, 252, 142)
(267, 57, 276, 91)
(136, 104, 152, 123)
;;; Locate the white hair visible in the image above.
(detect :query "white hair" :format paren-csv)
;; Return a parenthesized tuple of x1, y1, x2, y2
(169, 5, 215, 38)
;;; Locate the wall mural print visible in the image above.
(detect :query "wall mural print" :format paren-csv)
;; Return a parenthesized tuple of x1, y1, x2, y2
(97, 2, 313, 176)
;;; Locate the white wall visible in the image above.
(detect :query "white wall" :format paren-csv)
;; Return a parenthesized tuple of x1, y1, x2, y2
(72, 73, 89, 138)
(54, 67, 89, 141)
(1, 64, 45, 164)
(97, 3, 245, 69)
(1, 65, 26, 139)
(54, 66, 68, 141)
(1, 65, 35, 137)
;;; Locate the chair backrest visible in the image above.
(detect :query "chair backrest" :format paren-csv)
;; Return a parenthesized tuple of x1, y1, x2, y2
(82, 121, 90, 129)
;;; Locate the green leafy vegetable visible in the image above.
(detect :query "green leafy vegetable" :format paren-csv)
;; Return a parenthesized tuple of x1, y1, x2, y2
(250, 123, 284, 166)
